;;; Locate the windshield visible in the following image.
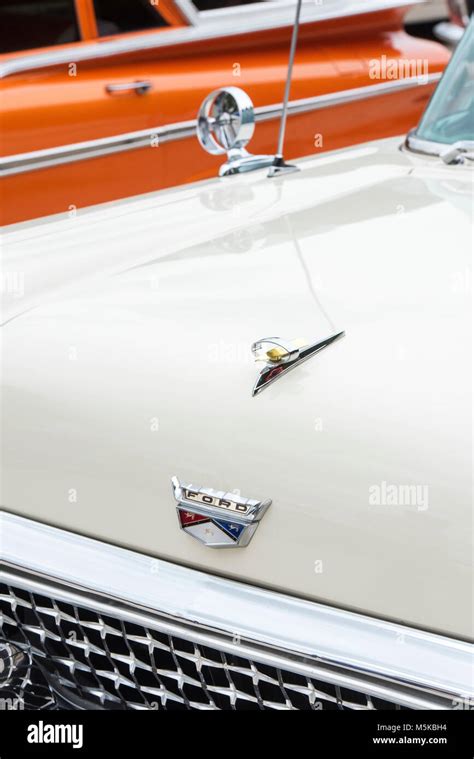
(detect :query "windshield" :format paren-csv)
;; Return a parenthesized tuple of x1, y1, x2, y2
(415, 18, 474, 146)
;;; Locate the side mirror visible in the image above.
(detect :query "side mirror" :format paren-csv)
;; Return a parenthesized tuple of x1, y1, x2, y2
(196, 87, 273, 176)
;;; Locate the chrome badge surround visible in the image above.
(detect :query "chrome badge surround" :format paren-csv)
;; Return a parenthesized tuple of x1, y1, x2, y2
(252, 331, 345, 396)
(171, 476, 271, 548)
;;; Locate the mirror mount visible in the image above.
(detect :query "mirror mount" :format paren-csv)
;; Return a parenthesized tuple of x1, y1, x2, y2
(219, 148, 274, 177)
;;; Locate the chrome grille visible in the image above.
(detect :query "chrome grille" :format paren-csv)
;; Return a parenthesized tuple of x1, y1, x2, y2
(0, 582, 408, 711)
(0, 641, 57, 710)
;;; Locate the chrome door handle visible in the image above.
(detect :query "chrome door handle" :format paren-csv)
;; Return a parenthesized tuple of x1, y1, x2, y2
(106, 81, 152, 95)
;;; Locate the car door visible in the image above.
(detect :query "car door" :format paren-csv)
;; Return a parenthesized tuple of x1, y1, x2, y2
(0, 0, 188, 223)
(0, 0, 183, 157)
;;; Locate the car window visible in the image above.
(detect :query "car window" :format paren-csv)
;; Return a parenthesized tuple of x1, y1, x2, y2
(416, 19, 474, 146)
(93, 0, 169, 37)
(193, 0, 265, 9)
(0, 0, 79, 54)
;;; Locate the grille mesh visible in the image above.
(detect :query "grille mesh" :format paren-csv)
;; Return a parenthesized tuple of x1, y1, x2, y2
(1, 583, 407, 710)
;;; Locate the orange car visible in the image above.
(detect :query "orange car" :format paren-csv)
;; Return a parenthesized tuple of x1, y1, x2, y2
(0, 0, 449, 225)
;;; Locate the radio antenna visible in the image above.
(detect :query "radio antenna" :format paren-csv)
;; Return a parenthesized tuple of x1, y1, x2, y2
(268, 0, 303, 177)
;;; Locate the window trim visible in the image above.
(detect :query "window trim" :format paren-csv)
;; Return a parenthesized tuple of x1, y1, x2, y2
(189, 0, 418, 22)
(155, 0, 192, 26)
(76, 0, 98, 40)
(193, 0, 280, 18)
(87, 0, 185, 40)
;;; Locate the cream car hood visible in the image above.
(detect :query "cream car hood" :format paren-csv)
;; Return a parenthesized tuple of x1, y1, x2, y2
(2, 138, 472, 639)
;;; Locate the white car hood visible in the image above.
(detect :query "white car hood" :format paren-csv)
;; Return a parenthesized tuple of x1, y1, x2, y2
(2, 138, 472, 639)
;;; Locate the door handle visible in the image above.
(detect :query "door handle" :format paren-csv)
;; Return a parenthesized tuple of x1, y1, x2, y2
(106, 81, 152, 95)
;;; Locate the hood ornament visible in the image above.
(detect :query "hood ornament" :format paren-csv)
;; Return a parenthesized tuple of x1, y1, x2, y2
(172, 477, 271, 548)
(251, 331, 345, 396)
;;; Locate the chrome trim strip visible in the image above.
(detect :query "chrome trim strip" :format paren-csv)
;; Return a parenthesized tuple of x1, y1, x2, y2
(0, 0, 422, 80)
(404, 129, 450, 158)
(1, 512, 472, 701)
(196, 0, 421, 27)
(434, 20, 465, 46)
(254, 72, 442, 121)
(0, 120, 196, 176)
(0, 75, 441, 177)
(173, 0, 199, 25)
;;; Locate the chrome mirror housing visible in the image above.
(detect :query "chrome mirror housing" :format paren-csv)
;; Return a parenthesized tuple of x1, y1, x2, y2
(197, 87, 274, 176)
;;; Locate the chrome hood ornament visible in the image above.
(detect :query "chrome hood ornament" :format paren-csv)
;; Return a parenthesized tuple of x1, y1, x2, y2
(251, 331, 345, 396)
(172, 477, 271, 548)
